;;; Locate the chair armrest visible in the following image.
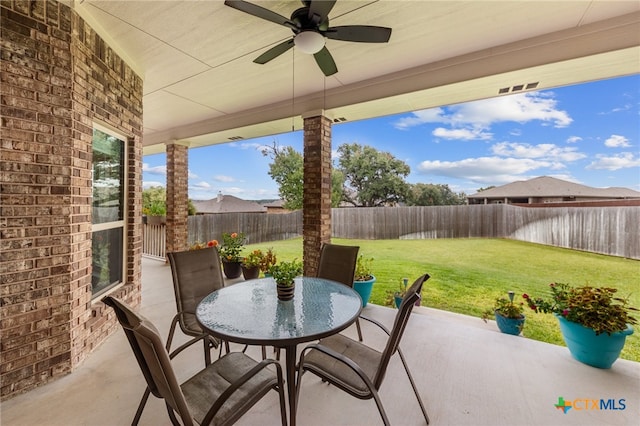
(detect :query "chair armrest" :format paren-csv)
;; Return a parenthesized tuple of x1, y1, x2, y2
(358, 315, 391, 337)
(299, 343, 378, 392)
(201, 357, 283, 425)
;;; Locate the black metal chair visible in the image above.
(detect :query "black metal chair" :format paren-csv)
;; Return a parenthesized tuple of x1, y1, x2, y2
(103, 296, 287, 426)
(316, 243, 363, 341)
(296, 274, 431, 426)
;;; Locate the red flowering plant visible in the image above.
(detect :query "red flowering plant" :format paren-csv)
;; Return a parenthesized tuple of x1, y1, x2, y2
(218, 232, 246, 262)
(523, 282, 638, 335)
(189, 240, 218, 250)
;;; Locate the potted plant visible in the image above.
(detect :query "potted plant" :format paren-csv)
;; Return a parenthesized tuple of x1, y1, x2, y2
(218, 232, 246, 279)
(385, 278, 411, 309)
(482, 291, 525, 335)
(524, 282, 638, 368)
(189, 240, 218, 250)
(144, 200, 166, 225)
(241, 249, 263, 280)
(259, 248, 277, 277)
(353, 255, 376, 307)
(269, 259, 302, 301)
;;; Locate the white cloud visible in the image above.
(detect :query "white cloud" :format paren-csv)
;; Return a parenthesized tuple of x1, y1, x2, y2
(491, 142, 586, 162)
(604, 135, 631, 148)
(142, 163, 166, 175)
(142, 180, 165, 189)
(586, 152, 640, 171)
(566, 136, 582, 143)
(192, 181, 211, 189)
(214, 175, 235, 183)
(395, 92, 572, 130)
(417, 156, 551, 184)
(393, 108, 447, 129)
(432, 127, 492, 140)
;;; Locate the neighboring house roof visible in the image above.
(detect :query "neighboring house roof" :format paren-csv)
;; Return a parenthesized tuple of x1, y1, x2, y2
(192, 194, 266, 214)
(263, 199, 285, 208)
(468, 176, 640, 199)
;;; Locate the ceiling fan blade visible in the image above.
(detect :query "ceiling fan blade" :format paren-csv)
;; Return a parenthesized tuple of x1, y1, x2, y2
(307, 0, 336, 25)
(224, 0, 295, 29)
(313, 46, 338, 76)
(325, 25, 392, 43)
(253, 39, 294, 64)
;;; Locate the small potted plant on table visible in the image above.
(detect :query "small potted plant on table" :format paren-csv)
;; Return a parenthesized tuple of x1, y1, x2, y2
(269, 259, 303, 301)
(482, 291, 525, 335)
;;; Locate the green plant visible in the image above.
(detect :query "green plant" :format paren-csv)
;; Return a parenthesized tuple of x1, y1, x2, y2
(145, 200, 166, 216)
(259, 248, 277, 273)
(269, 259, 302, 286)
(218, 232, 246, 263)
(482, 291, 524, 321)
(524, 283, 638, 335)
(242, 249, 264, 268)
(354, 255, 374, 281)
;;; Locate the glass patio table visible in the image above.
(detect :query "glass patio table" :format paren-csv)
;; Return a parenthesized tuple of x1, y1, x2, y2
(196, 276, 362, 426)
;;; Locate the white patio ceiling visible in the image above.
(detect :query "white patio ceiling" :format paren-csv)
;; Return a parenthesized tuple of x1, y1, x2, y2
(71, 1, 640, 155)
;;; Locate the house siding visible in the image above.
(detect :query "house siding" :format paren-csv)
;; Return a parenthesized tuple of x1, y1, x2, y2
(1, 0, 143, 400)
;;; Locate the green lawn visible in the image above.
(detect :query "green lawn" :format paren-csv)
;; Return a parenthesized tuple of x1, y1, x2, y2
(243, 237, 640, 362)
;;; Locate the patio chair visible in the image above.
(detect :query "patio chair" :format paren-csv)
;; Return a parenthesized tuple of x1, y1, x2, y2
(296, 274, 431, 426)
(316, 243, 363, 341)
(103, 296, 287, 426)
(167, 247, 226, 366)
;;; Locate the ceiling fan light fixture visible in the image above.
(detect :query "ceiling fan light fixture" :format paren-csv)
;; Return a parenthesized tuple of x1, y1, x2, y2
(294, 31, 325, 54)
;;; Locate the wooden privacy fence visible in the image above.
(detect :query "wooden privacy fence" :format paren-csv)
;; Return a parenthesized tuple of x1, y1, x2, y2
(142, 205, 639, 259)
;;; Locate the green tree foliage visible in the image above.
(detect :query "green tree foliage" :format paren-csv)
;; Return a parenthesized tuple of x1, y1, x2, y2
(407, 183, 467, 206)
(142, 186, 196, 215)
(263, 141, 343, 210)
(337, 143, 410, 207)
(476, 185, 496, 193)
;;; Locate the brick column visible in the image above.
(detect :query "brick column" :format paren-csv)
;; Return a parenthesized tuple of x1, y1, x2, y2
(166, 141, 189, 255)
(302, 113, 332, 276)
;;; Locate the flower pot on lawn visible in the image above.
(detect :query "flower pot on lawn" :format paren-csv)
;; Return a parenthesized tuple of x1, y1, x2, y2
(555, 313, 633, 369)
(353, 275, 376, 307)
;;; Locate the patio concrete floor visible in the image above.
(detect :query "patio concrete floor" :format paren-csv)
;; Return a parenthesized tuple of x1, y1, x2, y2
(2, 257, 639, 426)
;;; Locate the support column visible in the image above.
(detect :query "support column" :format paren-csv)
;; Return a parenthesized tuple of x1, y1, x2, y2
(166, 140, 190, 255)
(302, 112, 333, 276)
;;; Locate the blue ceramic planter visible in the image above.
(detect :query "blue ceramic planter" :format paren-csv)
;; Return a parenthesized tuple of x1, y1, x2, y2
(353, 276, 376, 307)
(494, 312, 525, 335)
(555, 314, 634, 369)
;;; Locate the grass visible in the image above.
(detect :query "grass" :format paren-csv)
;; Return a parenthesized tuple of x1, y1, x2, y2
(243, 237, 640, 362)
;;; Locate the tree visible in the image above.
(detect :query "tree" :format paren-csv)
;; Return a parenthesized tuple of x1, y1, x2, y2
(407, 183, 467, 206)
(142, 186, 197, 215)
(337, 143, 410, 207)
(263, 141, 343, 210)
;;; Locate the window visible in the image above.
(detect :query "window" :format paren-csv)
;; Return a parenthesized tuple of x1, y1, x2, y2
(91, 125, 126, 297)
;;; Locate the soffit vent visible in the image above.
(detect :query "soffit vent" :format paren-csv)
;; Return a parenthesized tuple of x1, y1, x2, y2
(228, 136, 244, 140)
(333, 117, 347, 123)
(498, 82, 539, 94)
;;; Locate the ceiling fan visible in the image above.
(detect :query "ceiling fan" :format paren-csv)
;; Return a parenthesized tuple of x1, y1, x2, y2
(224, 0, 392, 76)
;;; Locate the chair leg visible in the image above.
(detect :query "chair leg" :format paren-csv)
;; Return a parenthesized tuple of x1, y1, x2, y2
(398, 348, 430, 424)
(165, 402, 181, 426)
(370, 388, 391, 426)
(203, 338, 212, 366)
(132, 387, 151, 426)
(355, 318, 363, 341)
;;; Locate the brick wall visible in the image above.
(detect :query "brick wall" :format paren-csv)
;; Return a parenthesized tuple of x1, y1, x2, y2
(302, 115, 332, 276)
(1, 0, 143, 400)
(166, 141, 189, 254)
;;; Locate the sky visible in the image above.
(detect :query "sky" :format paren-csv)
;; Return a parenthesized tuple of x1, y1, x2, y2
(143, 74, 640, 201)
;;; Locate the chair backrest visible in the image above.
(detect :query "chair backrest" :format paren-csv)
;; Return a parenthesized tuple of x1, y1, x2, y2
(316, 243, 360, 287)
(102, 296, 194, 425)
(374, 273, 430, 389)
(168, 247, 224, 333)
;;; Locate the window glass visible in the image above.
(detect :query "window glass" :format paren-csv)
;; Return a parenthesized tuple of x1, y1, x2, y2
(91, 127, 125, 296)
(92, 129, 124, 224)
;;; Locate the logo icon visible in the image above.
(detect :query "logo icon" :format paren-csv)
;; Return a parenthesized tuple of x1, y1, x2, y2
(555, 397, 572, 414)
